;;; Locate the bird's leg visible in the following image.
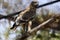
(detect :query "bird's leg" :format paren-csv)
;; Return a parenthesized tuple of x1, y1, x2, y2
(21, 23, 28, 33)
(24, 23, 28, 33)
(28, 21, 32, 31)
(22, 24, 26, 33)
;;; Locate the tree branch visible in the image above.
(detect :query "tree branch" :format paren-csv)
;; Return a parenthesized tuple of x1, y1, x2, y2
(0, 10, 23, 19)
(0, 14, 15, 21)
(0, 0, 60, 20)
(37, 0, 60, 8)
(18, 17, 55, 40)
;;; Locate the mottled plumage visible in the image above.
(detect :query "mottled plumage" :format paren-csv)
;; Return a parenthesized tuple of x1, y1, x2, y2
(10, 1, 39, 31)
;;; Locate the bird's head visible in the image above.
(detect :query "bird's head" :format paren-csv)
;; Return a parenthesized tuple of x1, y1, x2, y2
(30, 1, 39, 8)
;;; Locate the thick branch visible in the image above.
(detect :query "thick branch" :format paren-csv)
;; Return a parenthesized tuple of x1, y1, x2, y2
(19, 17, 54, 40)
(29, 18, 54, 33)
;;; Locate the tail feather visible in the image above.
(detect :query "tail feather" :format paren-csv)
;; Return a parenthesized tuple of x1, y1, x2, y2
(10, 23, 18, 29)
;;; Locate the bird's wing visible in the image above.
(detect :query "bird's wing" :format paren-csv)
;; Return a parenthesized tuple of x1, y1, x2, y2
(15, 7, 30, 22)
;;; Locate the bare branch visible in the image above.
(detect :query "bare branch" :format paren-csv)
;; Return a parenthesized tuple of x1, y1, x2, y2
(37, 0, 60, 8)
(29, 18, 54, 33)
(0, 11, 22, 19)
(0, 14, 15, 21)
(0, 0, 60, 20)
(19, 17, 55, 40)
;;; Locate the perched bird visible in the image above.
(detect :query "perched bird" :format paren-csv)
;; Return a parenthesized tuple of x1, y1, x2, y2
(10, 1, 39, 32)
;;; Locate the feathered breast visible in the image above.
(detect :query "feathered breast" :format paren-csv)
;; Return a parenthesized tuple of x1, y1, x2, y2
(22, 8, 36, 20)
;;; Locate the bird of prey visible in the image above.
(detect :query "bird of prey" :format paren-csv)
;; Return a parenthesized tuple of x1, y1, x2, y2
(10, 1, 39, 32)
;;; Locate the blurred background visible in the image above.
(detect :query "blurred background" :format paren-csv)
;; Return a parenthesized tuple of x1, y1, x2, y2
(0, 0, 60, 40)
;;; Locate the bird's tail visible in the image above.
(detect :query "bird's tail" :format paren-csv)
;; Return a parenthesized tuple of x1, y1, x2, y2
(10, 23, 18, 30)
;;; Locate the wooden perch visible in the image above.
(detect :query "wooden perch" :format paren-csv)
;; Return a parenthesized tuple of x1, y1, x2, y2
(19, 17, 54, 40)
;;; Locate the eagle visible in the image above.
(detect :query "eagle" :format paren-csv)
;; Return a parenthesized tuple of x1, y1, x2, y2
(10, 1, 39, 32)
